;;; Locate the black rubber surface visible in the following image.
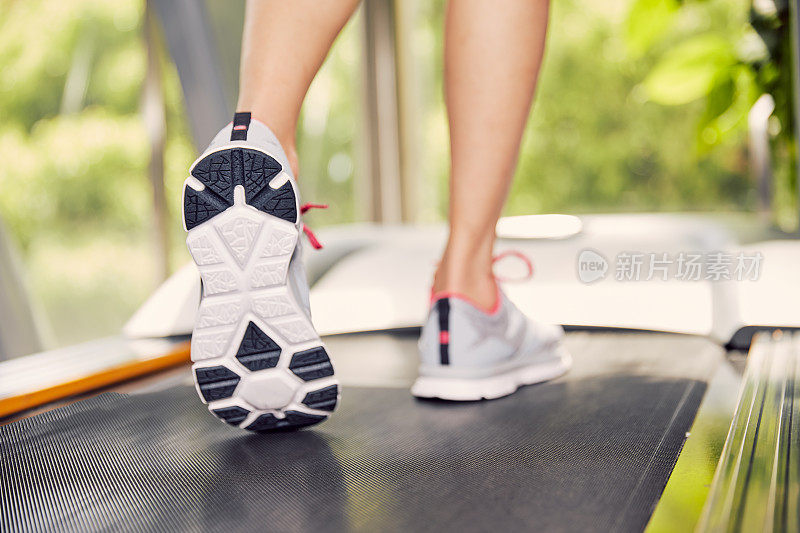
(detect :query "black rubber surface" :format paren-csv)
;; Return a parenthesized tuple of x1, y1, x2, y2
(235, 321, 281, 371)
(1, 338, 710, 533)
(183, 147, 295, 230)
(247, 410, 327, 432)
(194, 365, 239, 402)
(302, 385, 339, 412)
(289, 347, 334, 381)
(212, 405, 250, 426)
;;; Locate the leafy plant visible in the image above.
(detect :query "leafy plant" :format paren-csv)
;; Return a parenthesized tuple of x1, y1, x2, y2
(629, 0, 797, 226)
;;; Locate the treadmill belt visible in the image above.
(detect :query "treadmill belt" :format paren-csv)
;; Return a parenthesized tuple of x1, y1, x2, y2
(1, 334, 717, 532)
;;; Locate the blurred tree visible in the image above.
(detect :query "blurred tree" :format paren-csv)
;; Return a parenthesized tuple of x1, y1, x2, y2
(630, 0, 797, 227)
(0, 0, 195, 345)
(505, 0, 755, 216)
(0, 0, 779, 347)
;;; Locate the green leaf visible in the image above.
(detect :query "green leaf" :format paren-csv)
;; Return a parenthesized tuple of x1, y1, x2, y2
(700, 75, 735, 126)
(694, 76, 735, 151)
(624, 0, 679, 55)
(695, 66, 759, 151)
(643, 34, 736, 105)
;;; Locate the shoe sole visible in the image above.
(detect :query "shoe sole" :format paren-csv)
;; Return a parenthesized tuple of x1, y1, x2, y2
(182, 145, 338, 431)
(411, 344, 572, 401)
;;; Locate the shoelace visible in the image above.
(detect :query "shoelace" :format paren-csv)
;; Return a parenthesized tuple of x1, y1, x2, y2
(430, 250, 534, 284)
(300, 203, 328, 250)
(429, 250, 534, 307)
(492, 250, 534, 282)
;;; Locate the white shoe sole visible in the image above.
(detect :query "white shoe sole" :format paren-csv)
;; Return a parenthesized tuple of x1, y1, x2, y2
(411, 345, 572, 401)
(182, 145, 338, 431)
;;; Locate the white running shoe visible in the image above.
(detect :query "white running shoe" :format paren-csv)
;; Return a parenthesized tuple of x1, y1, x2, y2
(413, 286, 571, 401)
(182, 113, 338, 431)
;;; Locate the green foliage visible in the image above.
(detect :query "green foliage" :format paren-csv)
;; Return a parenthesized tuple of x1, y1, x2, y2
(0, 110, 149, 248)
(504, 0, 754, 215)
(397, 0, 759, 217)
(0, 0, 779, 347)
(629, 0, 797, 226)
(643, 35, 737, 105)
(642, 31, 759, 154)
(625, 0, 680, 56)
(0, 0, 153, 250)
(0, 0, 143, 127)
(0, 0, 192, 346)
(630, 0, 760, 153)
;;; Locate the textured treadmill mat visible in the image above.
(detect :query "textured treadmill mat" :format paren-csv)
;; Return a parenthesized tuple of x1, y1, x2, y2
(1, 335, 717, 533)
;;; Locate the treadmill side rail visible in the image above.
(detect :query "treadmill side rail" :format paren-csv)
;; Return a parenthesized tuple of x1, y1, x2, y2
(697, 331, 800, 532)
(0, 337, 189, 419)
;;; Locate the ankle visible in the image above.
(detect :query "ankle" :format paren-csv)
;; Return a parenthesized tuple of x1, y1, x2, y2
(432, 232, 498, 306)
(432, 258, 497, 310)
(282, 142, 300, 178)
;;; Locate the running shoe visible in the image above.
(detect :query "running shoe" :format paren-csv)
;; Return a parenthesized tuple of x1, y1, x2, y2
(182, 113, 338, 431)
(413, 282, 571, 401)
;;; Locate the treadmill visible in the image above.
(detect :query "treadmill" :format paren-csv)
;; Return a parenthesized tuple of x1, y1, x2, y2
(3, 2, 800, 532)
(3, 214, 799, 532)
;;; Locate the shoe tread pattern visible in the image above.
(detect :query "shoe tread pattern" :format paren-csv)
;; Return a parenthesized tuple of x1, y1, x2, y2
(289, 348, 335, 381)
(184, 148, 297, 230)
(301, 385, 339, 412)
(235, 321, 281, 371)
(246, 411, 326, 432)
(195, 366, 240, 402)
(212, 406, 250, 425)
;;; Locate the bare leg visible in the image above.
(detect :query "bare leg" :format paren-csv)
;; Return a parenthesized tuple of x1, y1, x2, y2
(236, 0, 360, 177)
(433, 0, 549, 309)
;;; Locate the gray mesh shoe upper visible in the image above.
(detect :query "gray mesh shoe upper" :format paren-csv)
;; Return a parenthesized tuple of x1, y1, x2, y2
(418, 288, 564, 375)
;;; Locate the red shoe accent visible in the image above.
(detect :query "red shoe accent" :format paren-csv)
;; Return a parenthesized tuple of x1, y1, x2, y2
(302, 224, 323, 250)
(427, 250, 534, 315)
(299, 203, 328, 249)
(429, 286, 502, 316)
(300, 203, 328, 215)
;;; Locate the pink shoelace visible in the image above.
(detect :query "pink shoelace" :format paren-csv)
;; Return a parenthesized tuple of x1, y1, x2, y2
(299, 203, 328, 250)
(492, 249, 534, 282)
(429, 250, 534, 314)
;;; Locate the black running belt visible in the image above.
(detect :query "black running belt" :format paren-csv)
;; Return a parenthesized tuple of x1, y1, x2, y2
(1, 337, 712, 533)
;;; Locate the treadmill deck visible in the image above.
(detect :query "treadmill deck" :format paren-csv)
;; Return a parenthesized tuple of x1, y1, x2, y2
(1, 333, 722, 532)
